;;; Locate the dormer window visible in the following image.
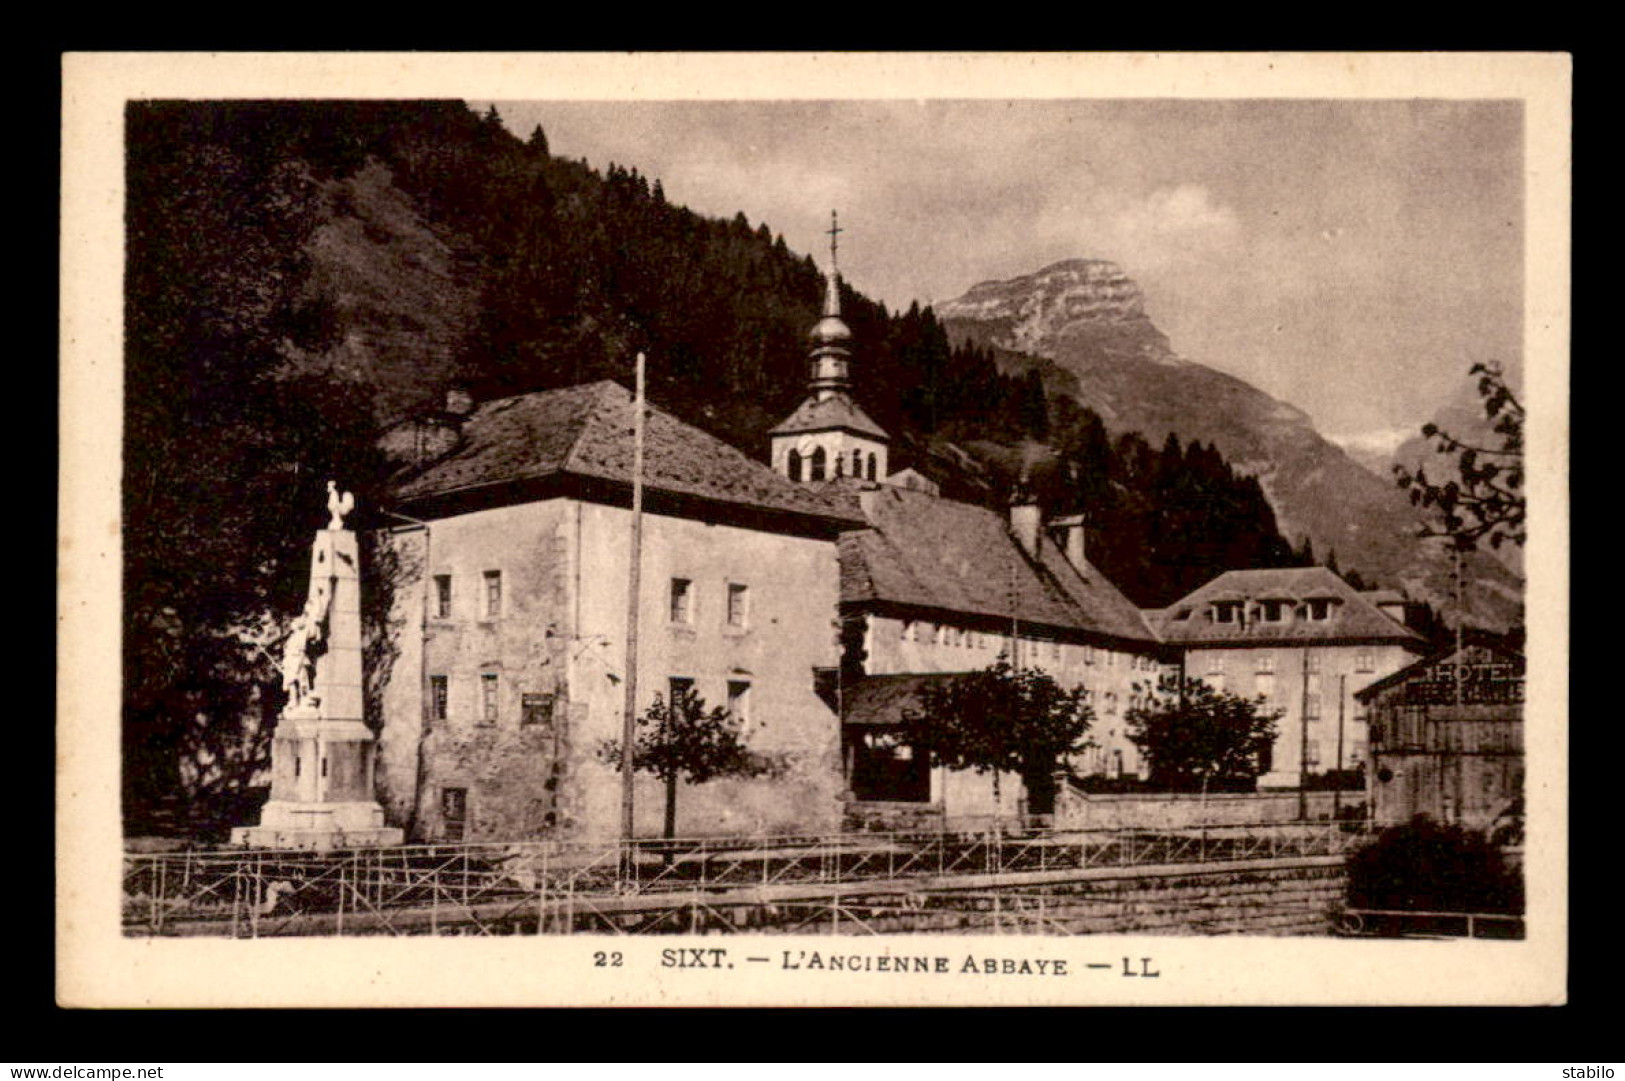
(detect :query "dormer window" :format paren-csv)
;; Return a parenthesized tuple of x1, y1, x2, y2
(1306, 598, 1333, 621)
(1213, 601, 1243, 625)
(1259, 599, 1288, 623)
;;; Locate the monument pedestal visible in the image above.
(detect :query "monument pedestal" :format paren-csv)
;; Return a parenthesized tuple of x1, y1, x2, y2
(233, 513, 404, 850)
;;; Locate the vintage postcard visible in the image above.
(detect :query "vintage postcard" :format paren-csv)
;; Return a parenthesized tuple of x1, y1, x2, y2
(59, 51, 1569, 1007)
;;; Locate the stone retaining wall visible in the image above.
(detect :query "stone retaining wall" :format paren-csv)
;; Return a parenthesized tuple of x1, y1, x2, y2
(1055, 788, 1363, 830)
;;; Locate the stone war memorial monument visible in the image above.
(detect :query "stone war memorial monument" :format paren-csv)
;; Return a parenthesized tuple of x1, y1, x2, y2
(232, 482, 404, 849)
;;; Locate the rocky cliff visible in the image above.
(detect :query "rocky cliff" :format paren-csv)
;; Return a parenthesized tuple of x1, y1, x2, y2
(938, 259, 1523, 629)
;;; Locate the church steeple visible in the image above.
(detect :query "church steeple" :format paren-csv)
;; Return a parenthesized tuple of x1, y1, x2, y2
(769, 210, 890, 487)
(807, 210, 854, 400)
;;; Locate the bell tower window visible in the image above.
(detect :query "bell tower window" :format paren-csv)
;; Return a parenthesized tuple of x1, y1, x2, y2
(788, 448, 802, 482)
(810, 446, 827, 481)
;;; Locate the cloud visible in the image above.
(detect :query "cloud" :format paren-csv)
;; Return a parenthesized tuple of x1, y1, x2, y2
(1099, 184, 1242, 264)
(1326, 425, 1419, 457)
(1030, 183, 1242, 274)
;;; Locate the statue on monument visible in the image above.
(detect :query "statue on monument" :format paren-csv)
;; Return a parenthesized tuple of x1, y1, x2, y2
(236, 476, 402, 848)
(327, 479, 355, 530)
(279, 479, 351, 710)
(279, 598, 326, 709)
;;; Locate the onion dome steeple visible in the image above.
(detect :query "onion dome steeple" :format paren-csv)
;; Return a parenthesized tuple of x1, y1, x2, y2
(807, 210, 854, 399)
(769, 210, 890, 487)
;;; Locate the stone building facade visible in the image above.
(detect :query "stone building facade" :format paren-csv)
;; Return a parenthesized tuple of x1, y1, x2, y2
(373, 381, 862, 842)
(1151, 567, 1428, 788)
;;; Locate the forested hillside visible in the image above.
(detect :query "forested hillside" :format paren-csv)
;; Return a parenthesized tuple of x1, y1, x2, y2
(125, 100, 1313, 830)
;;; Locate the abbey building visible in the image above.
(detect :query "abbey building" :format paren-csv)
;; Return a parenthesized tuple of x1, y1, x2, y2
(370, 217, 1421, 840)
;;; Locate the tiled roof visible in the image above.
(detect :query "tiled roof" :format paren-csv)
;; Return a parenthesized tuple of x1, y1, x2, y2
(1152, 566, 1425, 647)
(769, 392, 889, 440)
(390, 381, 866, 529)
(842, 673, 967, 727)
(839, 485, 1161, 647)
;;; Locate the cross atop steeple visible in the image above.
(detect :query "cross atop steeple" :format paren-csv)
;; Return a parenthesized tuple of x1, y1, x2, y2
(822, 210, 844, 319)
(826, 209, 843, 277)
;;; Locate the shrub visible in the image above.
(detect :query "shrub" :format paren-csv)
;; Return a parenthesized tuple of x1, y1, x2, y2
(1346, 815, 1523, 916)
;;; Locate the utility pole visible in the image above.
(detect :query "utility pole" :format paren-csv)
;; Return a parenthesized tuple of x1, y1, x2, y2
(1298, 647, 1311, 821)
(1455, 540, 1466, 707)
(1334, 673, 1346, 820)
(620, 353, 646, 850)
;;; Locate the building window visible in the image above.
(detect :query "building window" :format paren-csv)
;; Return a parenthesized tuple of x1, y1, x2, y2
(1307, 598, 1332, 621)
(441, 787, 468, 841)
(669, 676, 694, 708)
(1305, 693, 1322, 720)
(1306, 650, 1322, 673)
(810, 446, 827, 481)
(480, 673, 499, 723)
(1255, 652, 1275, 674)
(727, 583, 749, 628)
(1255, 672, 1275, 699)
(853, 449, 863, 477)
(1214, 602, 1242, 624)
(1356, 649, 1375, 673)
(727, 680, 750, 723)
(787, 449, 803, 482)
(429, 675, 448, 721)
(1206, 655, 1224, 677)
(670, 578, 693, 624)
(1303, 740, 1321, 770)
(1259, 599, 1288, 623)
(521, 692, 554, 727)
(1084, 645, 1095, 666)
(483, 570, 502, 618)
(434, 575, 452, 618)
(867, 454, 877, 482)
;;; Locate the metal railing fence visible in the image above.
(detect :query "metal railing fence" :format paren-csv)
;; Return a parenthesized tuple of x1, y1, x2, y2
(123, 817, 1373, 937)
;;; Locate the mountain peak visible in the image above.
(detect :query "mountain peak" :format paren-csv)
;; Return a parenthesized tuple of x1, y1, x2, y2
(936, 257, 1524, 631)
(937, 258, 1168, 357)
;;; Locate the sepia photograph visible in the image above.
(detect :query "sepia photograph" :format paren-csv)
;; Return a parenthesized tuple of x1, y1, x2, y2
(58, 52, 1569, 1007)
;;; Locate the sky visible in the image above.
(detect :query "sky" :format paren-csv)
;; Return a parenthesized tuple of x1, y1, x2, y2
(475, 98, 1523, 444)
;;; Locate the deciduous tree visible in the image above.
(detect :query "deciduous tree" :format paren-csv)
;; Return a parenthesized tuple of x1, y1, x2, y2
(1126, 675, 1282, 792)
(599, 688, 779, 839)
(902, 661, 1092, 815)
(1394, 362, 1526, 551)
